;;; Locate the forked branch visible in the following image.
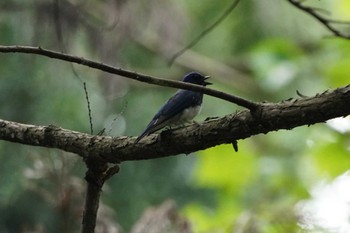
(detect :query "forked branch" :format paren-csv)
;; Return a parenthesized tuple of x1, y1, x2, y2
(287, 0, 350, 39)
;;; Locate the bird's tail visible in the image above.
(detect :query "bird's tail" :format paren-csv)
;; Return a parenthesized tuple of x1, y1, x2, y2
(134, 131, 148, 143)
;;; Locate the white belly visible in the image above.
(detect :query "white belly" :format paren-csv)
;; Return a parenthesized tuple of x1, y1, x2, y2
(170, 105, 201, 125)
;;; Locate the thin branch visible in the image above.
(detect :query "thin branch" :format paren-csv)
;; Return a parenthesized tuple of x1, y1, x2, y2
(286, 0, 350, 39)
(1, 84, 349, 162)
(169, 0, 241, 65)
(53, 1, 94, 134)
(83, 82, 93, 134)
(0, 45, 258, 110)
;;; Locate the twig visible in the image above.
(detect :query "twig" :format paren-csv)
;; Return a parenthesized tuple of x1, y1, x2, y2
(53, 1, 93, 134)
(327, 19, 350, 25)
(107, 100, 128, 136)
(169, 0, 241, 65)
(83, 82, 94, 134)
(0, 45, 258, 110)
(286, 0, 350, 39)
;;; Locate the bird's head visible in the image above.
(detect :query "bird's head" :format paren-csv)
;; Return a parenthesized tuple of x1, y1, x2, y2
(182, 72, 212, 86)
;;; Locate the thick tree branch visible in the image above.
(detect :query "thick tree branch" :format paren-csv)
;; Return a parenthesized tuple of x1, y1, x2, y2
(81, 178, 102, 233)
(81, 158, 119, 233)
(1, 85, 349, 162)
(0, 45, 257, 110)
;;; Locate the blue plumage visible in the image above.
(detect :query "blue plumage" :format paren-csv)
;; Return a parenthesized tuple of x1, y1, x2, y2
(135, 72, 211, 143)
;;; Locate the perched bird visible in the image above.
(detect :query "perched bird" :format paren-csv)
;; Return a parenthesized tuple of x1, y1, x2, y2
(135, 72, 211, 143)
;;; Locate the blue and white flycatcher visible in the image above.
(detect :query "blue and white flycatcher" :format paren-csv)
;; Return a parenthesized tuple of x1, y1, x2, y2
(135, 72, 211, 143)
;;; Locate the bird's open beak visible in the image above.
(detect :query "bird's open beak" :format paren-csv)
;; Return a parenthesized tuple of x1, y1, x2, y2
(204, 76, 212, 85)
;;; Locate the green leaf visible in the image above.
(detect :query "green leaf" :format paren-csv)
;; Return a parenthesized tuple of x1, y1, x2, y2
(309, 132, 350, 178)
(193, 143, 258, 194)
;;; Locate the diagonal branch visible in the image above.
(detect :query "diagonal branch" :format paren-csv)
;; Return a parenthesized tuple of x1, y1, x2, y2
(1, 84, 349, 162)
(0, 45, 257, 110)
(286, 0, 350, 39)
(169, 0, 241, 64)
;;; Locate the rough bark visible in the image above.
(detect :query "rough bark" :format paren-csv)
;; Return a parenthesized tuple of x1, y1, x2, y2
(0, 84, 349, 163)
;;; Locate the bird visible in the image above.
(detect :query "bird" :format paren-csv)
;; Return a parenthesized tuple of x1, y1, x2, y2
(135, 72, 211, 143)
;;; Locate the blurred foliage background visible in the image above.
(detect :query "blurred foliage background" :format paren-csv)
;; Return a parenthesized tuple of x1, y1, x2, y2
(0, 0, 350, 232)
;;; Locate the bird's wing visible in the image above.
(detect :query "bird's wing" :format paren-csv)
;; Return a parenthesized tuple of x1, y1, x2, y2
(135, 90, 201, 142)
(158, 90, 201, 119)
